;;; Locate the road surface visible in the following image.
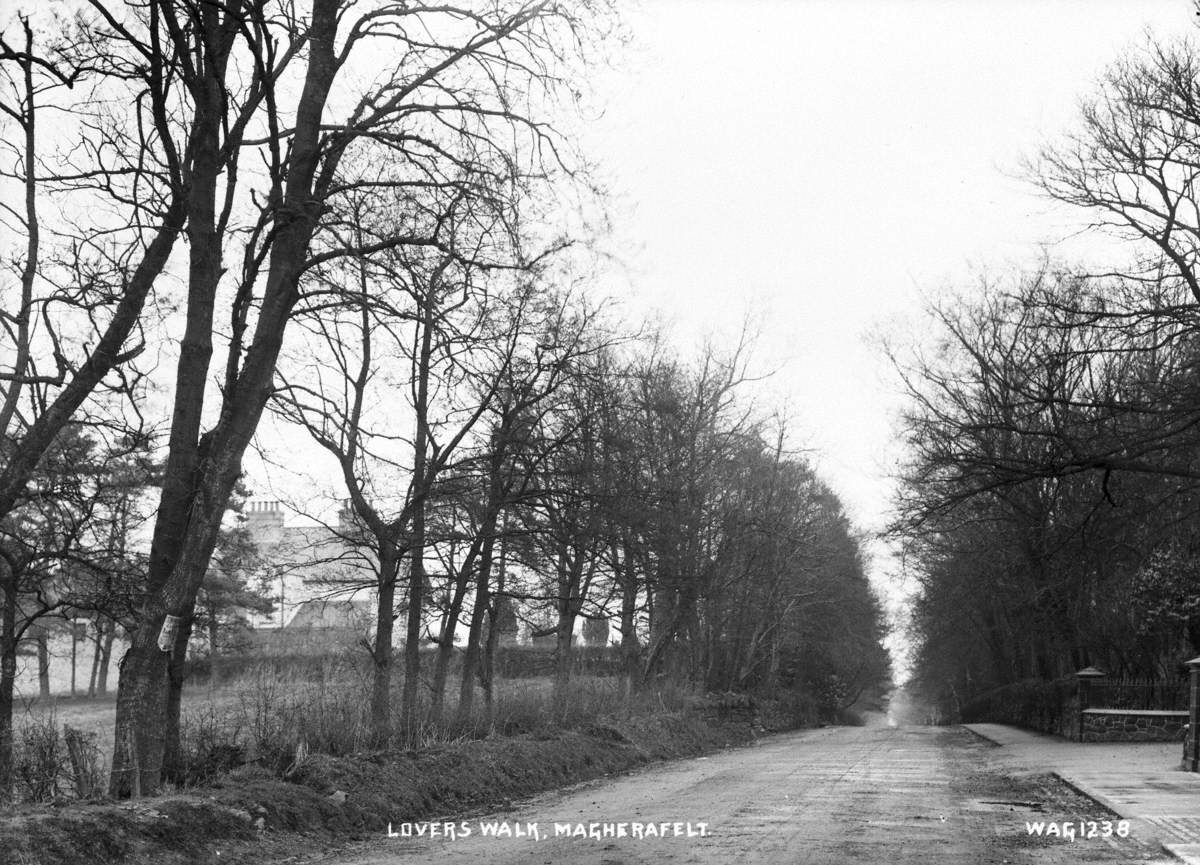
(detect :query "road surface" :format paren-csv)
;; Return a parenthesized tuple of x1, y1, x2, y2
(319, 724, 1174, 864)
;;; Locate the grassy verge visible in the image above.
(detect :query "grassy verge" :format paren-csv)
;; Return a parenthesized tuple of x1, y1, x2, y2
(1, 675, 797, 865)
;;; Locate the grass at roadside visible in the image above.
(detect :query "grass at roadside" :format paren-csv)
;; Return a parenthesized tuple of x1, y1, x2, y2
(1, 667, 807, 865)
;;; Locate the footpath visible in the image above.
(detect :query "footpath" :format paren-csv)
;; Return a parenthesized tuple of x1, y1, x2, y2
(964, 723, 1200, 865)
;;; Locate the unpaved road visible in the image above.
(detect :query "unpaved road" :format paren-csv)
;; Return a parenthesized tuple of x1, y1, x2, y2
(318, 724, 1175, 865)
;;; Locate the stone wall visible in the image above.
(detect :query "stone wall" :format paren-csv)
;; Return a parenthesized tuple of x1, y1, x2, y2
(1080, 708, 1188, 742)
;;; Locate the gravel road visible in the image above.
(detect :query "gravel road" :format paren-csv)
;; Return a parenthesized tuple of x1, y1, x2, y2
(317, 722, 1176, 865)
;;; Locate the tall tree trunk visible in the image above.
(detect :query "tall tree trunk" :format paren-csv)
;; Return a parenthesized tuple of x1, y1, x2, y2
(207, 615, 220, 686)
(370, 550, 397, 744)
(88, 622, 102, 697)
(443, 442, 507, 723)
(70, 620, 78, 696)
(0, 21, 40, 444)
(552, 612, 575, 707)
(482, 521, 510, 723)
(401, 282, 436, 732)
(642, 586, 681, 685)
(552, 552, 583, 708)
(109, 0, 340, 797)
(97, 625, 115, 697)
(150, 37, 230, 765)
(36, 624, 50, 699)
(688, 604, 704, 688)
(111, 481, 228, 796)
(429, 597, 461, 722)
(615, 541, 640, 695)
(162, 613, 195, 780)
(430, 534, 483, 721)
(482, 598, 502, 721)
(458, 529, 497, 724)
(401, 517, 426, 737)
(111, 643, 170, 797)
(0, 574, 16, 801)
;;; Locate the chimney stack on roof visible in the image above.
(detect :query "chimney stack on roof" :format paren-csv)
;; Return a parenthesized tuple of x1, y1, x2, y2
(246, 499, 284, 544)
(337, 498, 359, 533)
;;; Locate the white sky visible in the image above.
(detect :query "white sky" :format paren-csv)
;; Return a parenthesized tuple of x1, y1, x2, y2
(578, 0, 1199, 646)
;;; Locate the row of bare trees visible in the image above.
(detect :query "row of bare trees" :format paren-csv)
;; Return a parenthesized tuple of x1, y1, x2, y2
(0, 0, 615, 799)
(892, 30, 1200, 717)
(274, 245, 892, 741)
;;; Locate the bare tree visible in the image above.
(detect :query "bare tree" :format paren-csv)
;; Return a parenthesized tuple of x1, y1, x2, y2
(277, 221, 602, 737)
(1031, 35, 1200, 300)
(0, 425, 156, 799)
(103, 0, 611, 796)
(888, 268, 1200, 717)
(0, 15, 185, 797)
(518, 361, 612, 705)
(276, 241, 517, 741)
(453, 310, 606, 722)
(0, 10, 187, 525)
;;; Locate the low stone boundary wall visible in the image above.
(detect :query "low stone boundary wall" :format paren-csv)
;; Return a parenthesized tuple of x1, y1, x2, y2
(1080, 708, 1188, 742)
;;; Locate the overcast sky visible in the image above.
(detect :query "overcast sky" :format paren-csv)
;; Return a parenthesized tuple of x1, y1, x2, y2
(576, 0, 1198, 631)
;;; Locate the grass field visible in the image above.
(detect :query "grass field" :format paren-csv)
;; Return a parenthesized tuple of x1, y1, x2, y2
(9, 658, 711, 802)
(17, 684, 249, 776)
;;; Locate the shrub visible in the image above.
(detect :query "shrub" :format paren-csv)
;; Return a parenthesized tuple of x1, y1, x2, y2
(14, 714, 64, 802)
(62, 725, 101, 799)
(168, 706, 246, 787)
(154, 660, 802, 792)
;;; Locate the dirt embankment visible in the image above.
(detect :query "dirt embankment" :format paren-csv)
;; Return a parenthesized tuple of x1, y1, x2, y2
(0, 708, 769, 865)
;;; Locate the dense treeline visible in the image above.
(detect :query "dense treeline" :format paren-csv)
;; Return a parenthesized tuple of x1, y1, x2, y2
(894, 271, 1200, 712)
(275, 239, 892, 737)
(0, 0, 889, 801)
(893, 32, 1200, 719)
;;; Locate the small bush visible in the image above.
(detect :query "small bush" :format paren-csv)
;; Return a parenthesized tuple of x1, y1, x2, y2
(169, 706, 246, 787)
(14, 714, 65, 803)
(62, 725, 101, 799)
(166, 670, 376, 785)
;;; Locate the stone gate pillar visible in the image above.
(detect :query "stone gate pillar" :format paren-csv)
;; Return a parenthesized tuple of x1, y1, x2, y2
(1075, 666, 1105, 743)
(1185, 656, 1200, 772)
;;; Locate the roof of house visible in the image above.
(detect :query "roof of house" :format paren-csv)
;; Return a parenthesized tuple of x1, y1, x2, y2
(286, 598, 373, 629)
